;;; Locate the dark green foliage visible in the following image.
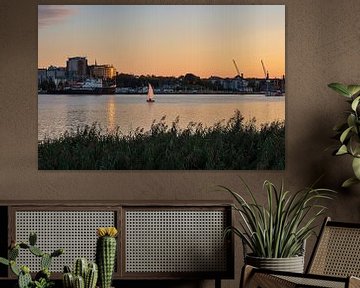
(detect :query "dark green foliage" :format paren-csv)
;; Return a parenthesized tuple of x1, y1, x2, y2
(32, 278, 54, 288)
(39, 111, 285, 170)
(63, 265, 72, 274)
(9, 247, 19, 260)
(50, 248, 63, 258)
(19, 243, 30, 249)
(10, 261, 20, 276)
(35, 268, 50, 282)
(0, 257, 9, 266)
(29, 233, 37, 246)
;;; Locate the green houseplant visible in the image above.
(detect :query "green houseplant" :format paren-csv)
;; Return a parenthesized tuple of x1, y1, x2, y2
(328, 83, 360, 187)
(0, 232, 63, 288)
(221, 179, 334, 272)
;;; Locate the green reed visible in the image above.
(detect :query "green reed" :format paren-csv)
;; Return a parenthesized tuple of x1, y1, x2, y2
(38, 110, 285, 170)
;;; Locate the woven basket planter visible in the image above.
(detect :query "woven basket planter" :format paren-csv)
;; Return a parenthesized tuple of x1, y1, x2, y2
(245, 254, 305, 273)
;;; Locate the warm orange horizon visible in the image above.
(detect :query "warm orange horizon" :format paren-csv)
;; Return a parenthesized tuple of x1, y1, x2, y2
(38, 5, 285, 79)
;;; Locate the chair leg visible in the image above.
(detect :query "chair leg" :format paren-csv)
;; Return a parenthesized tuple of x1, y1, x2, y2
(240, 265, 255, 288)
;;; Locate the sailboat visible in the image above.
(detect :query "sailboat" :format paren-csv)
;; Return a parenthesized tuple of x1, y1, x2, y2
(146, 83, 155, 103)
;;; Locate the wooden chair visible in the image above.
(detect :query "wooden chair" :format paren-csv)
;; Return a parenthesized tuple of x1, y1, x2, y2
(241, 217, 360, 288)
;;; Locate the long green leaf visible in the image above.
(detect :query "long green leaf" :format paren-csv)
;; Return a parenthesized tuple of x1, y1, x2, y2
(328, 83, 351, 98)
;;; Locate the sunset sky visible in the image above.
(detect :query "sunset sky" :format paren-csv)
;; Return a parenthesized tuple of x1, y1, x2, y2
(38, 5, 285, 78)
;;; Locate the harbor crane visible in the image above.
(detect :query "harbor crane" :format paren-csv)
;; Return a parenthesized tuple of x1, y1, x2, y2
(232, 59, 245, 92)
(232, 59, 241, 77)
(261, 59, 270, 96)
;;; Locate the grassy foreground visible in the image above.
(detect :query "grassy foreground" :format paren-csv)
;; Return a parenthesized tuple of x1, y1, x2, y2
(38, 111, 285, 170)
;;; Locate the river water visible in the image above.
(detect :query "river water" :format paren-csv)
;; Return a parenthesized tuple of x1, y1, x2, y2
(38, 94, 285, 140)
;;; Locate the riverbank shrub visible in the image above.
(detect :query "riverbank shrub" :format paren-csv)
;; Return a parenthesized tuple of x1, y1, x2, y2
(38, 110, 285, 170)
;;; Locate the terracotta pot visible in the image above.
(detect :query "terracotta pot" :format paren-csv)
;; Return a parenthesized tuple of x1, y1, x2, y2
(245, 254, 304, 273)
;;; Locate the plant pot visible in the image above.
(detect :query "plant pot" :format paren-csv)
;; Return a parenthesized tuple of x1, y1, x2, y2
(245, 254, 304, 273)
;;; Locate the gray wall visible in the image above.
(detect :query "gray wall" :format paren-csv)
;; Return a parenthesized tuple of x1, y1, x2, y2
(1, 0, 360, 287)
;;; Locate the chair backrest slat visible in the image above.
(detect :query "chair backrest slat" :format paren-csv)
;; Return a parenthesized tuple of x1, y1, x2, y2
(307, 218, 360, 277)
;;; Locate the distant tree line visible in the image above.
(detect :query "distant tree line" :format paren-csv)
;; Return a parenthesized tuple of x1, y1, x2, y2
(115, 73, 216, 91)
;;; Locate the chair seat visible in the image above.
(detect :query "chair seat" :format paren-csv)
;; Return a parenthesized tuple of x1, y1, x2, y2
(277, 274, 346, 288)
(243, 265, 360, 288)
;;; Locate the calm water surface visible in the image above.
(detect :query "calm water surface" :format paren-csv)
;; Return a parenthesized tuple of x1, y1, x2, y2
(38, 94, 285, 140)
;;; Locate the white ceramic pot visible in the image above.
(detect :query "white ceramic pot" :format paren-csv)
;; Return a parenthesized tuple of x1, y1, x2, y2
(245, 254, 305, 273)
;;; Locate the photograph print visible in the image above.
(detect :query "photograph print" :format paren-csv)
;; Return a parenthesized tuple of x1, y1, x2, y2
(38, 5, 285, 170)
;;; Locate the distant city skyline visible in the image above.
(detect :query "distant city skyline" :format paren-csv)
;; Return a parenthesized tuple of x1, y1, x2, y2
(38, 5, 285, 78)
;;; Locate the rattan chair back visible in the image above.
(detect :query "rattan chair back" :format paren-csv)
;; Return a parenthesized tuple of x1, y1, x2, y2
(307, 217, 360, 278)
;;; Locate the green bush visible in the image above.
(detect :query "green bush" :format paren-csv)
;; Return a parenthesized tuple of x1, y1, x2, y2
(38, 110, 285, 170)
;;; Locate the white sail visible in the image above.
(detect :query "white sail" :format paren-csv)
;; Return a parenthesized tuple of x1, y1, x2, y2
(147, 83, 155, 102)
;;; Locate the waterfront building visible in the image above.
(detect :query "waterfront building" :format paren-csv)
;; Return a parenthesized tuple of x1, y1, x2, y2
(208, 75, 251, 92)
(66, 57, 88, 81)
(47, 66, 66, 86)
(90, 64, 117, 79)
(38, 68, 47, 84)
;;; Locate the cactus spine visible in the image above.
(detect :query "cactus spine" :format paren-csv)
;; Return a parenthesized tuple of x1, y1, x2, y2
(96, 227, 118, 288)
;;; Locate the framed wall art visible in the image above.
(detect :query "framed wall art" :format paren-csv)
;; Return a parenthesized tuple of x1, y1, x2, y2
(38, 5, 285, 170)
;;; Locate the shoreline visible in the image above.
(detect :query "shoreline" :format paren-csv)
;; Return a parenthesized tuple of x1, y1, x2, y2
(38, 91, 285, 96)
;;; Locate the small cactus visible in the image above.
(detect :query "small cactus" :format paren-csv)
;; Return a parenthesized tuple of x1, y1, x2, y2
(74, 258, 88, 280)
(96, 227, 118, 288)
(85, 263, 98, 288)
(10, 260, 20, 276)
(0, 232, 63, 288)
(63, 259, 98, 288)
(29, 245, 44, 257)
(41, 253, 52, 270)
(63, 272, 74, 288)
(74, 275, 85, 288)
(51, 248, 64, 258)
(18, 269, 32, 288)
(9, 247, 19, 260)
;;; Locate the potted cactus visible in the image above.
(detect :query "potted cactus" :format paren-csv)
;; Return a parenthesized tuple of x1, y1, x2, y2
(96, 227, 118, 288)
(0, 232, 63, 288)
(62, 258, 98, 288)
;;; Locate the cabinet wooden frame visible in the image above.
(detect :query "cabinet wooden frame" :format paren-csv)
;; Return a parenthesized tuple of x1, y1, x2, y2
(0, 201, 233, 281)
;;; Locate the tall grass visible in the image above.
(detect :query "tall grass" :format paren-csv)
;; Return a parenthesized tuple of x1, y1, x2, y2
(38, 110, 285, 170)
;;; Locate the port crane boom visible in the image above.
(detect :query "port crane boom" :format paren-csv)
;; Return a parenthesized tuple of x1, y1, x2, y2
(232, 59, 241, 77)
(261, 59, 269, 79)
